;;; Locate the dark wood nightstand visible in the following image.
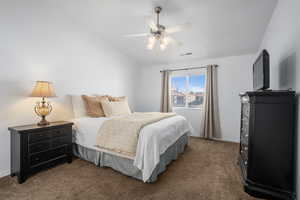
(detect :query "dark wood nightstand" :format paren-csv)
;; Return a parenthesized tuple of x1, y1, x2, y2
(9, 121, 74, 183)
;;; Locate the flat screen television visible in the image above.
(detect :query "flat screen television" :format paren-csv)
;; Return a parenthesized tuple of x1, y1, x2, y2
(253, 49, 270, 90)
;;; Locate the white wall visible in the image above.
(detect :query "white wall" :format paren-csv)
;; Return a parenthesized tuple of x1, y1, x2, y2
(135, 54, 255, 142)
(0, 1, 138, 177)
(258, 0, 300, 198)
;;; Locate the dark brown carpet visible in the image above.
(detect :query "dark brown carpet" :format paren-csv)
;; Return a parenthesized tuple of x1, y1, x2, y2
(0, 138, 260, 200)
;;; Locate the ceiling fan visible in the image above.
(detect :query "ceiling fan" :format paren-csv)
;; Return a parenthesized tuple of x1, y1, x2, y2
(124, 6, 191, 51)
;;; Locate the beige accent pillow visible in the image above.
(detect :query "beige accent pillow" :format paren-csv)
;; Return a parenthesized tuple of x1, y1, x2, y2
(81, 95, 108, 117)
(101, 100, 131, 117)
(108, 96, 127, 102)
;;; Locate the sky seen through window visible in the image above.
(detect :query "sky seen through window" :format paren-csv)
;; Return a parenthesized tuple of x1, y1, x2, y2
(171, 75, 205, 92)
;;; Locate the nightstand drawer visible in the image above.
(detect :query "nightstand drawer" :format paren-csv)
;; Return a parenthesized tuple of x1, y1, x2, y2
(29, 131, 52, 144)
(52, 136, 69, 148)
(30, 146, 67, 166)
(48, 146, 68, 159)
(29, 141, 51, 154)
(52, 128, 69, 138)
(30, 151, 49, 166)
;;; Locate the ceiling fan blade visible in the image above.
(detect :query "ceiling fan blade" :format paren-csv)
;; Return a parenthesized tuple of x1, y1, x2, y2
(167, 36, 183, 47)
(165, 23, 191, 34)
(123, 33, 149, 37)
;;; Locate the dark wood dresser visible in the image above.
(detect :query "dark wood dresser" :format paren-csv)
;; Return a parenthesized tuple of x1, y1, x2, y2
(239, 91, 296, 200)
(9, 121, 73, 183)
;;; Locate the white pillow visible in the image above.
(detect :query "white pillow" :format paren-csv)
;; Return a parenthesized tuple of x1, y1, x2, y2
(71, 95, 86, 118)
(101, 100, 131, 117)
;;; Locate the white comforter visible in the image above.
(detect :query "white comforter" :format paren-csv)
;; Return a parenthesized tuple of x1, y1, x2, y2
(72, 115, 192, 182)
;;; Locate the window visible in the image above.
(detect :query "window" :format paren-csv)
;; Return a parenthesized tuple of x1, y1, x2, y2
(171, 71, 206, 108)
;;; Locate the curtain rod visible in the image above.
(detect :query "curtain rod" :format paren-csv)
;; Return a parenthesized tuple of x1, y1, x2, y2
(160, 65, 218, 73)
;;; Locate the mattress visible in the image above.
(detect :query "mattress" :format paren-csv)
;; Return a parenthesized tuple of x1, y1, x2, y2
(72, 115, 193, 181)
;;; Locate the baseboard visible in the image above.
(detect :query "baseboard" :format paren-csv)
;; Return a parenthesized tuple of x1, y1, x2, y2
(189, 136, 239, 144)
(0, 169, 10, 178)
(212, 137, 239, 144)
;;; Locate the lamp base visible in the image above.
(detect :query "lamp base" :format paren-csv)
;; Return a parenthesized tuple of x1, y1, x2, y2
(34, 98, 52, 126)
(37, 116, 50, 126)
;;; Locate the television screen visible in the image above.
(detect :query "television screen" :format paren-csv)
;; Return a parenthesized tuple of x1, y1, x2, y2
(253, 50, 270, 90)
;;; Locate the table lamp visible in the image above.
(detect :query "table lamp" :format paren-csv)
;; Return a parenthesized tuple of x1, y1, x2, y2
(30, 81, 57, 126)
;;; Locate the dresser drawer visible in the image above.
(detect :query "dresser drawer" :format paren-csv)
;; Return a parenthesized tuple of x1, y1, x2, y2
(30, 146, 68, 166)
(29, 141, 51, 154)
(29, 131, 52, 144)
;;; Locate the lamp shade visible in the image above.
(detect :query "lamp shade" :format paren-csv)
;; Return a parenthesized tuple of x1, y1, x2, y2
(30, 81, 56, 98)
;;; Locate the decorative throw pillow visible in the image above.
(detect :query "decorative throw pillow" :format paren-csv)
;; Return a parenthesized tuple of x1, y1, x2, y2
(81, 95, 108, 117)
(101, 99, 131, 117)
(108, 96, 127, 102)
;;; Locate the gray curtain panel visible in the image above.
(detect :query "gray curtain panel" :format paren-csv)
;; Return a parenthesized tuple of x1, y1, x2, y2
(160, 70, 172, 112)
(203, 65, 221, 139)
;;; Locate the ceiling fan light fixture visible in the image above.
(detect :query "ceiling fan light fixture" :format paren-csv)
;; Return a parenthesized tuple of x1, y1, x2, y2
(124, 6, 188, 51)
(147, 43, 154, 50)
(159, 36, 169, 50)
(147, 36, 156, 49)
(160, 44, 165, 50)
(148, 36, 155, 44)
(162, 37, 169, 45)
(160, 43, 167, 51)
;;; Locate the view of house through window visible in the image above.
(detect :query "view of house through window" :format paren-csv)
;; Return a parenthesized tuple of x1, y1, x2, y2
(171, 73, 206, 108)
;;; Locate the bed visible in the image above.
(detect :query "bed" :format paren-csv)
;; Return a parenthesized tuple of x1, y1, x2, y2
(71, 95, 193, 182)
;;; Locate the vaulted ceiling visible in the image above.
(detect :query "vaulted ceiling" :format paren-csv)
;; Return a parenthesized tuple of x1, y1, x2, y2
(5, 0, 278, 66)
